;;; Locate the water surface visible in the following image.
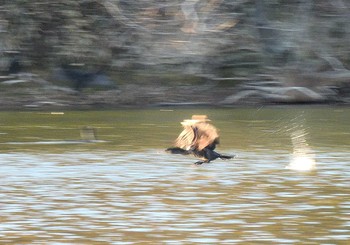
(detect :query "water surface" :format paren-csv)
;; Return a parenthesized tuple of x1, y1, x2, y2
(0, 107, 349, 244)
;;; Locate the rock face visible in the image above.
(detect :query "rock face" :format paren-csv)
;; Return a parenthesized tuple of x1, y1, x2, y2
(1, 1, 349, 81)
(51, 66, 116, 91)
(1, 2, 350, 108)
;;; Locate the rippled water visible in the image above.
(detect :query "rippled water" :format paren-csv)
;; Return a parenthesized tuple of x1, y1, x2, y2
(0, 107, 349, 244)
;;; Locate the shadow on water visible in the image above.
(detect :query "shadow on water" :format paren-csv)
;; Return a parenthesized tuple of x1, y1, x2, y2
(0, 107, 349, 244)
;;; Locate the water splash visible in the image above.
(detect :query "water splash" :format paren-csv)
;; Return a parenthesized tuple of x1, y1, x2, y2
(286, 128, 316, 171)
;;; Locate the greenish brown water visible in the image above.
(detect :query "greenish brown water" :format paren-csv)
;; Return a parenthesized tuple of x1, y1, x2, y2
(0, 107, 349, 244)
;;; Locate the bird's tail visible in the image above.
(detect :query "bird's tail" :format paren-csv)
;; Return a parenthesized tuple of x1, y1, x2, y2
(166, 147, 190, 155)
(219, 154, 235, 160)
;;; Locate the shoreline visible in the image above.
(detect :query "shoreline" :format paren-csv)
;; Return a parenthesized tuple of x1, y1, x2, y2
(0, 99, 348, 112)
(1, 76, 349, 111)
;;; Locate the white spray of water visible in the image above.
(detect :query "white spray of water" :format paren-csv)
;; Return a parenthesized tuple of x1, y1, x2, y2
(286, 128, 316, 171)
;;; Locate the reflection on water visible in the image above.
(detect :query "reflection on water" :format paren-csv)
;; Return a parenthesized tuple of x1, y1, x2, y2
(287, 128, 316, 171)
(286, 113, 317, 171)
(0, 108, 349, 244)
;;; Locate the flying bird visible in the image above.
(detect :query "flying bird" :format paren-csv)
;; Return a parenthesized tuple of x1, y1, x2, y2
(166, 115, 234, 165)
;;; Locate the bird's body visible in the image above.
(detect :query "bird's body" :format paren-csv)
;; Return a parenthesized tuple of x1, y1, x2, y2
(166, 115, 234, 164)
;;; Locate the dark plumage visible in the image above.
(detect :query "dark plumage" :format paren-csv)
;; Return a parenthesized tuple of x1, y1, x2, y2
(166, 115, 234, 165)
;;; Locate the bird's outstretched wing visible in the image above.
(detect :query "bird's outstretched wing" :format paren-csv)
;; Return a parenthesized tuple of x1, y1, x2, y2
(167, 115, 232, 164)
(174, 121, 219, 151)
(195, 122, 219, 150)
(175, 125, 195, 150)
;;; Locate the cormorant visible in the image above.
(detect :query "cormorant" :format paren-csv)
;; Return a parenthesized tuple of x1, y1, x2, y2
(166, 115, 234, 165)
